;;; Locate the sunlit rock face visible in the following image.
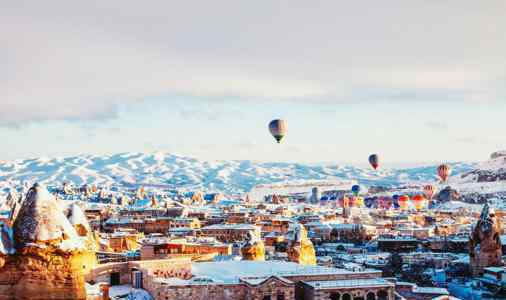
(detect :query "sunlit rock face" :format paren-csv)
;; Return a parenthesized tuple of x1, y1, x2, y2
(470, 203, 503, 276)
(241, 231, 265, 261)
(287, 224, 316, 266)
(0, 183, 96, 300)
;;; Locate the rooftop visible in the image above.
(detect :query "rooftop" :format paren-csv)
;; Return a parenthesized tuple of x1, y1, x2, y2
(304, 278, 394, 289)
(190, 261, 379, 284)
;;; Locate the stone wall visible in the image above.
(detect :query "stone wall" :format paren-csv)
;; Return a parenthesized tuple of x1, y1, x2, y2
(145, 282, 246, 300)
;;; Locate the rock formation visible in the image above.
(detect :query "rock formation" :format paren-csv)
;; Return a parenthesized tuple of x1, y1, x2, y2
(0, 183, 97, 300)
(287, 224, 316, 266)
(241, 230, 265, 261)
(469, 203, 503, 276)
(436, 186, 460, 202)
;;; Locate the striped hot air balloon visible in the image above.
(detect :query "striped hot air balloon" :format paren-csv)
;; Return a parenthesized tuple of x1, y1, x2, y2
(398, 195, 410, 211)
(268, 119, 287, 143)
(369, 154, 380, 170)
(423, 184, 436, 200)
(437, 164, 451, 182)
(412, 194, 426, 211)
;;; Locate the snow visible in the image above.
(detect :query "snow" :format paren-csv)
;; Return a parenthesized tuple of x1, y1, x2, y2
(67, 203, 91, 232)
(0, 223, 15, 254)
(0, 152, 475, 195)
(190, 261, 373, 284)
(12, 183, 84, 250)
(87, 284, 153, 300)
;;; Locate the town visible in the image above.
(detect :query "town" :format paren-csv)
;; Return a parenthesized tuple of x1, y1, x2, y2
(0, 152, 504, 300)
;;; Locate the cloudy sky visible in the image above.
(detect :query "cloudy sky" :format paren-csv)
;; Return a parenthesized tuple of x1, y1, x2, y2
(2, 1, 506, 164)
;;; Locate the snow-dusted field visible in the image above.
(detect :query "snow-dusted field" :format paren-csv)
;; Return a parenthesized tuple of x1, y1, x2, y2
(0, 152, 477, 196)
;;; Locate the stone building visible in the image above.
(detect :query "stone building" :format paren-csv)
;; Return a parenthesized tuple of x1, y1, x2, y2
(140, 260, 385, 300)
(200, 224, 261, 243)
(301, 279, 394, 300)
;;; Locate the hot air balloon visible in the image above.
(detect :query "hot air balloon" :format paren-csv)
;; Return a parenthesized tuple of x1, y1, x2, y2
(412, 194, 426, 211)
(377, 196, 384, 209)
(355, 196, 364, 207)
(423, 184, 436, 200)
(340, 195, 350, 208)
(268, 119, 287, 143)
(382, 196, 393, 210)
(437, 164, 451, 182)
(349, 196, 356, 207)
(351, 185, 361, 196)
(369, 154, 380, 170)
(398, 195, 409, 211)
(392, 195, 400, 209)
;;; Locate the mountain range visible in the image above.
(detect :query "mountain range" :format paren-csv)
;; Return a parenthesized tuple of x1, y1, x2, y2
(0, 152, 477, 195)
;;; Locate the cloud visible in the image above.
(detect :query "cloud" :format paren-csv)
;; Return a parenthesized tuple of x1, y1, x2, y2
(2, 1, 506, 125)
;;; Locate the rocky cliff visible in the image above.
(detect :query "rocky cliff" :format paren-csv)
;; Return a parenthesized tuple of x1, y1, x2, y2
(287, 224, 316, 266)
(0, 183, 97, 300)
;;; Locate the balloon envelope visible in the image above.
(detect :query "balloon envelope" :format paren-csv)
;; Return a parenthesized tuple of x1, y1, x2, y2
(268, 119, 287, 143)
(369, 154, 380, 170)
(398, 195, 409, 210)
(351, 185, 361, 196)
(437, 164, 451, 182)
(412, 194, 426, 211)
(423, 184, 436, 199)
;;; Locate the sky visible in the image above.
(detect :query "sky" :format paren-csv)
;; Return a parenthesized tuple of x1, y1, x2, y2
(2, 1, 506, 165)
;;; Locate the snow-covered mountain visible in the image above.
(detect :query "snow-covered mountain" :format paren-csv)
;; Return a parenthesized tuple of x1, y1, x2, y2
(450, 151, 506, 196)
(0, 152, 475, 195)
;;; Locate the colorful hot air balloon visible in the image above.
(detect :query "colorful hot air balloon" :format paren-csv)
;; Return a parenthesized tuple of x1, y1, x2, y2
(437, 164, 451, 182)
(365, 197, 374, 208)
(423, 184, 436, 200)
(351, 185, 361, 196)
(383, 196, 393, 210)
(377, 196, 385, 209)
(349, 196, 356, 207)
(355, 196, 364, 207)
(398, 195, 409, 211)
(392, 195, 400, 209)
(268, 119, 287, 143)
(412, 194, 426, 211)
(369, 154, 380, 170)
(340, 195, 350, 208)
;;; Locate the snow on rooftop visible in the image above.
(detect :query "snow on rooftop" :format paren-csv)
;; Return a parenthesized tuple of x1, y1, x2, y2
(304, 278, 393, 289)
(190, 261, 375, 284)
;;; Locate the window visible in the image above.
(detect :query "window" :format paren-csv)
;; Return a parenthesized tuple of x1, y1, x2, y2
(366, 292, 376, 300)
(330, 292, 340, 300)
(263, 296, 272, 300)
(277, 293, 285, 300)
(342, 293, 352, 300)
